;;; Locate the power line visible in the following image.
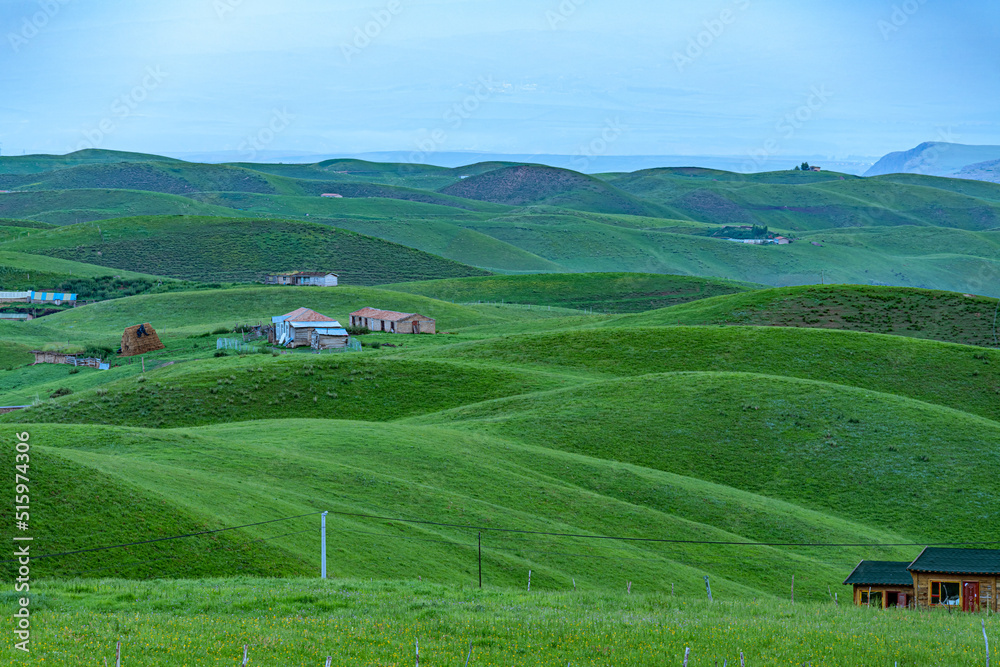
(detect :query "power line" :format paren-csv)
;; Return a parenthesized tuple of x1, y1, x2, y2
(3, 511, 321, 564)
(60, 529, 314, 579)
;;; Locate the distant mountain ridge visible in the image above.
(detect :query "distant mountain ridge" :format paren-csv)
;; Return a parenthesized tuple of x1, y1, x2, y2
(865, 142, 1000, 181)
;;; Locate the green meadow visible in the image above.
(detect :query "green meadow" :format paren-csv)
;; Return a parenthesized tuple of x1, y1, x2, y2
(2, 580, 996, 666)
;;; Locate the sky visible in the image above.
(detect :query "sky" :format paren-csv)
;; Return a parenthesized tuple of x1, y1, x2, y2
(2, 0, 999, 168)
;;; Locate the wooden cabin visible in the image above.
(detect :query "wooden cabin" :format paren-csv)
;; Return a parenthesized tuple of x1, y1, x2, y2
(843, 561, 914, 608)
(272, 307, 343, 348)
(844, 548, 1000, 612)
(349, 308, 436, 334)
(264, 272, 338, 287)
(907, 547, 999, 612)
(309, 326, 350, 350)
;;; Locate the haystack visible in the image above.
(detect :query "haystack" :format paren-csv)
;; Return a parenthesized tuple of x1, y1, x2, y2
(120, 322, 165, 357)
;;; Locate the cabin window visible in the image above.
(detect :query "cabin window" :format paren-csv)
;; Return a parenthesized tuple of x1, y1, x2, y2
(930, 581, 961, 606)
(860, 591, 883, 608)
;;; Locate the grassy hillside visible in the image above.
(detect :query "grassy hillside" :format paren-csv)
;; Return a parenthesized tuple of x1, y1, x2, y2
(10, 354, 566, 427)
(0, 161, 281, 195)
(0, 250, 162, 293)
(605, 168, 1000, 232)
(0, 148, 184, 175)
(617, 284, 1000, 347)
(440, 164, 675, 217)
(6, 153, 1000, 290)
(1, 216, 489, 283)
(411, 325, 1000, 422)
(0, 188, 242, 224)
(0, 418, 917, 596)
(383, 272, 762, 313)
(412, 371, 1000, 544)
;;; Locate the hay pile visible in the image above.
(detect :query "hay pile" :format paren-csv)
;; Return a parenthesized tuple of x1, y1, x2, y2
(120, 323, 165, 357)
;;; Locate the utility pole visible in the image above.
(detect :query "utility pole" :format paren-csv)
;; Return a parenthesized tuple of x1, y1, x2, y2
(320, 511, 328, 579)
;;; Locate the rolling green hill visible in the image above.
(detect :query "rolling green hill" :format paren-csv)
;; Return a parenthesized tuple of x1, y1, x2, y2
(0, 188, 241, 224)
(614, 284, 1000, 347)
(0, 216, 489, 283)
(0, 250, 162, 294)
(5, 152, 1000, 290)
(409, 325, 1000, 422)
(382, 272, 762, 313)
(0, 148, 184, 175)
(411, 371, 1000, 544)
(439, 164, 676, 217)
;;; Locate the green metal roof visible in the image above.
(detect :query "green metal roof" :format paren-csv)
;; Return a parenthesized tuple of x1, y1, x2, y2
(908, 547, 1000, 575)
(843, 560, 913, 586)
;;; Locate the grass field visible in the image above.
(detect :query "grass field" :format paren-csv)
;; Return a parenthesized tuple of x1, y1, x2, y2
(3, 579, 996, 666)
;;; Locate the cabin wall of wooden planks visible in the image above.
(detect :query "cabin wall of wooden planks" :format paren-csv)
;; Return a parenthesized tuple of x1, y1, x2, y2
(911, 572, 997, 611)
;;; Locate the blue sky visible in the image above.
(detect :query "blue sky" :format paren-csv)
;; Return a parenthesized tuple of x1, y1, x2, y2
(2, 0, 998, 165)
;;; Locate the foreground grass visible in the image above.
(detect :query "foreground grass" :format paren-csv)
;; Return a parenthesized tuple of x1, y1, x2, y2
(3, 578, 996, 666)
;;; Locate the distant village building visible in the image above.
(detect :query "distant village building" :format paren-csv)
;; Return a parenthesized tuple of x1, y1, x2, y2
(0, 291, 31, 304)
(30, 291, 77, 305)
(349, 308, 436, 334)
(264, 272, 339, 287)
(0, 290, 76, 305)
(271, 307, 346, 348)
(320, 193, 343, 198)
(845, 547, 1000, 611)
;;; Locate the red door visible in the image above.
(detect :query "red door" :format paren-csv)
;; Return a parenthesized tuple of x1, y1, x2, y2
(962, 582, 980, 612)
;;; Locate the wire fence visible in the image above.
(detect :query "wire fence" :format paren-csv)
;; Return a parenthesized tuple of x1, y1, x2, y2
(216, 337, 265, 353)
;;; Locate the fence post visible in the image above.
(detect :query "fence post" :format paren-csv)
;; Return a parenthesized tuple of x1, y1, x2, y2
(321, 511, 328, 579)
(115, 641, 121, 667)
(704, 576, 713, 602)
(242, 645, 248, 666)
(478, 532, 482, 589)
